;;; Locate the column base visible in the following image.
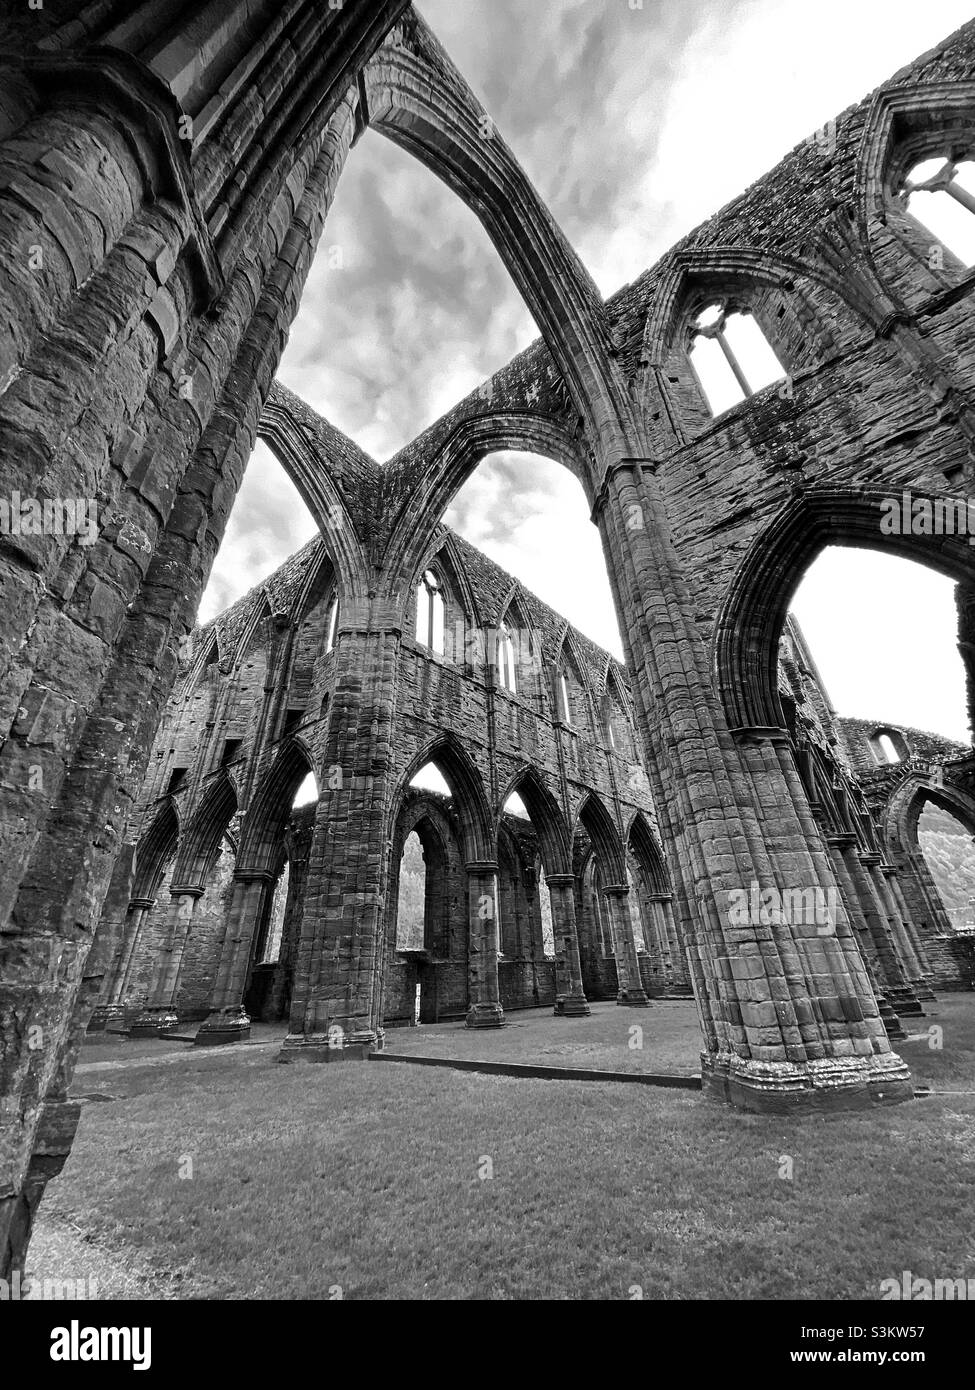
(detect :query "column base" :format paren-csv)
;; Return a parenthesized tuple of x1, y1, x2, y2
(554, 995, 591, 1017)
(886, 986, 924, 1017)
(128, 1006, 179, 1038)
(277, 1027, 383, 1064)
(194, 1008, 251, 1047)
(465, 1002, 506, 1029)
(617, 989, 651, 1007)
(701, 1049, 915, 1113)
(86, 1004, 125, 1033)
(912, 981, 938, 1003)
(876, 994, 907, 1041)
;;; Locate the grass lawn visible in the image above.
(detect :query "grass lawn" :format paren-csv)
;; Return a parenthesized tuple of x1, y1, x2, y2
(22, 993, 975, 1301)
(897, 994, 975, 1089)
(383, 999, 703, 1075)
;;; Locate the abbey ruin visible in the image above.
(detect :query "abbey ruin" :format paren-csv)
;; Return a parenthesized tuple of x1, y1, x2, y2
(2, 1, 975, 1282)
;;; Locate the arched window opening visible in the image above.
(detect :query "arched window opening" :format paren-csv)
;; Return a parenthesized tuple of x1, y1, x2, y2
(503, 791, 530, 820)
(917, 802, 975, 931)
(790, 548, 969, 747)
(688, 301, 786, 415)
(497, 622, 518, 693)
(409, 762, 453, 797)
(558, 669, 572, 726)
(416, 569, 446, 654)
(396, 831, 426, 952)
(900, 156, 975, 266)
(324, 594, 339, 653)
(537, 860, 555, 960)
(877, 733, 902, 764)
(260, 862, 290, 965)
(626, 865, 646, 952)
(277, 128, 537, 461)
(292, 771, 319, 808)
(444, 452, 624, 665)
(197, 439, 318, 626)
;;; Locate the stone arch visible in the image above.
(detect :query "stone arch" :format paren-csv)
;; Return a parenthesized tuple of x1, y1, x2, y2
(427, 532, 483, 626)
(184, 627, 222, 689)
(236, 739, 316, 877)
(574, 792, 627, 884)
(288, 542, 337, 631)
(642, 247, 860, 368)
(236, 589, 276, 663)
(498, 766, 571, 877)
(856, 80, 975, 302)
(602, 662, 635, 755)
(385, 414, 592, 592)
(714, 486, 975, 732)
(390, 794, 459, 960)
(131, 799, 180, 901)
(560, 629, 602, 728)
(257, 391, 369, 600)
(887, 772, 975, 854)
(170, 772, 238, 890)
(641, 247, 871, 439)
(362, 12, 631, 453)
(626, 810, 671, 896)
(869, 726, 913, 765)
(396, 735, 494, 865)
(884, 771, 975, 952)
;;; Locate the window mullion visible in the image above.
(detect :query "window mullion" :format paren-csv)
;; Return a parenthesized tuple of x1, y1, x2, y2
(715, 328, 753, 397)
(946, 179, 975, 218)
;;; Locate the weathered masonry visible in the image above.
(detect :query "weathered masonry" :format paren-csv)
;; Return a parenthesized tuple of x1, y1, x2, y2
(89, 474, 682, 1046)
(2, 1, 975, 1278)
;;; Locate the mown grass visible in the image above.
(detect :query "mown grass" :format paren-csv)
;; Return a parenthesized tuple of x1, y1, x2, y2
(897, 995, 975, 1089)
(26, 1001, 975, 1300)
(384, 999, 703, 1075)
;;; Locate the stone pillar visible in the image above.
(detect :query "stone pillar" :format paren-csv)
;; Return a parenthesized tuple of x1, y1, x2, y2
(195, 871, 276, 1046)
(827, 837, 906, 1042)
(860, 853, 924, 1017)
(280, 620, 404, 1063)
(602, 885, 650, 1006)
(595, 463, 911, 1110)
(465, 862, 505, 1029)
(129, 887, 203, 1036)
(883, 865, 937, 1001)
(88, 897, 154, 1031)
(649, 892, 692, 994)
(546, 874, 591, 1017)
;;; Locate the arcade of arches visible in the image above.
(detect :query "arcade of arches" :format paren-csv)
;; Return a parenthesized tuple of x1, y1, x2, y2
(3, 1, 975, 1278)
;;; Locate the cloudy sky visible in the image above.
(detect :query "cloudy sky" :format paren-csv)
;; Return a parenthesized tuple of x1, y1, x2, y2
(200, 0, 974, 744)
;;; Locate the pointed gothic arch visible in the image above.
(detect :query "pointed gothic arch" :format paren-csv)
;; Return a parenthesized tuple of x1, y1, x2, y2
(714, 487, 975, 733)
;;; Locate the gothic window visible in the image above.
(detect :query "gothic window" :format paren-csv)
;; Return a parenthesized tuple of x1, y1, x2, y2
(396, 831, 426, 952)
(558, 669, 572, 726)
(416, 568, 446, 654)
(688, 301, 786, 415)
(497, 622, 517, 693)
(870, 727, 910, 765)
(325, 594, 339, 653)
(878, 734, 901, 763)
(900, 156, 975, 266)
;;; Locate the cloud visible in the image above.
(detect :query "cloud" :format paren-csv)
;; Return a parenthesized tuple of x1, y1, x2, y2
(199, 0, 974, 741)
